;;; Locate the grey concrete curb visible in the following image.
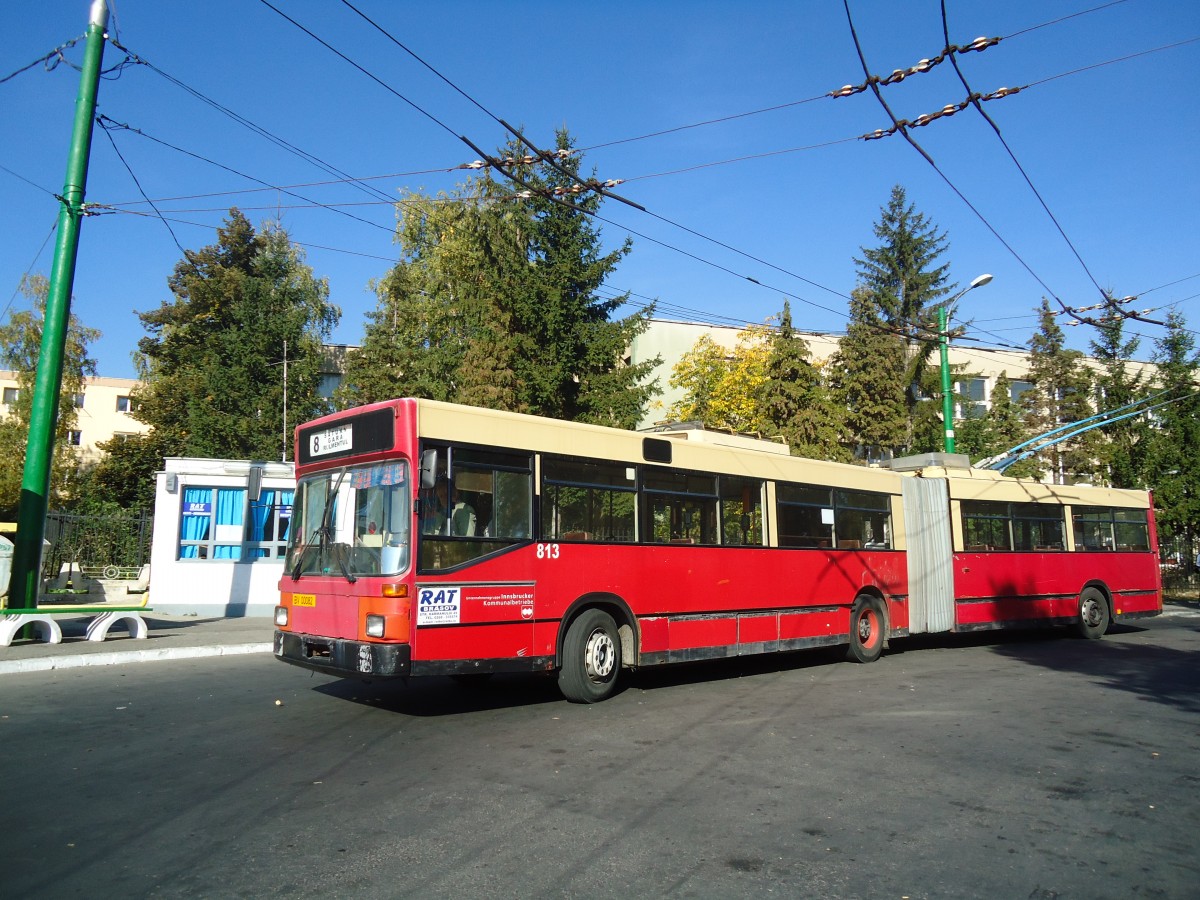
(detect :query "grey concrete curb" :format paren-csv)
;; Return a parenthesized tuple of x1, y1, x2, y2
(0, 642, 272, 675)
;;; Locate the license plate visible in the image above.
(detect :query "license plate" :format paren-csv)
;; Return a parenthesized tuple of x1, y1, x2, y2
(292, 594, 317, 607)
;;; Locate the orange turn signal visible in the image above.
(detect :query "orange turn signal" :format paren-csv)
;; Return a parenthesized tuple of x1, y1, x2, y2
(381, 582, 409, 598)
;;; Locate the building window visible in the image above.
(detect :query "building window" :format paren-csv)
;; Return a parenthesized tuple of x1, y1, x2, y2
(245, 489, 294, 559)
(68, 430, 83, 446)
(112, 432, 137, 442)
(956, 377, 988, 419)
(116, 395, 138, 413)
(2, 387, 18, 406)
(180, 487, 247, 560)
(72, 392, 85, 409)
(1009, 380, 1033, 403)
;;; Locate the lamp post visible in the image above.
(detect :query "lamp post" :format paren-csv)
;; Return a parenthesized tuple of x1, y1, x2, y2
(939, 273, 993, 453)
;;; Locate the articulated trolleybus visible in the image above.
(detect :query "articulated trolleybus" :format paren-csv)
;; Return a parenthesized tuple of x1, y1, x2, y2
(274, 398, 1162, 702)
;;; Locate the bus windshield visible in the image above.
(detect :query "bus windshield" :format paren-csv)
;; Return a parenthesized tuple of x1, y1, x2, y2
(287, 461, 411, 579)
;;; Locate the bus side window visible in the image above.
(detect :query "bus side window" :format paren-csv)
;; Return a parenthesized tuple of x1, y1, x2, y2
(719, 476, 763, 546)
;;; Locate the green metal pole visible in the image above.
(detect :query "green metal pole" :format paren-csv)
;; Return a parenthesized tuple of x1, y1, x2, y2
(939, 305, 955, 454)
(8, 0, 108, 610)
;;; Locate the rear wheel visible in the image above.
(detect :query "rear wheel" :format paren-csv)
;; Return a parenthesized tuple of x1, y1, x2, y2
(846, 594, 886, 664)
(558, 609, 621, 703)
(1075, 587, 1110, 640)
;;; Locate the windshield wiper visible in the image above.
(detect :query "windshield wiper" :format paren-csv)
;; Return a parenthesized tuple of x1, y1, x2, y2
(290, 469, 349, 582)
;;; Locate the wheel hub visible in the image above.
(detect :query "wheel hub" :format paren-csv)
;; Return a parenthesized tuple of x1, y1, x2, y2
(584, 629, 616, 680)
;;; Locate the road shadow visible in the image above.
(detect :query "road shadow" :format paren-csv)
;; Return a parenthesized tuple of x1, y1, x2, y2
(314, 671, 565, 716)
(312, 645, 850, 714)
(985, 622, 1200, 714)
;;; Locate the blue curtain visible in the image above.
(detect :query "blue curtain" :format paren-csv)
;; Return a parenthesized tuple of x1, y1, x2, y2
(278, 489, 294, 548)
(249, 490, 272, 540)
(214, 488, 246, 560)
(180, 487, 210, 559)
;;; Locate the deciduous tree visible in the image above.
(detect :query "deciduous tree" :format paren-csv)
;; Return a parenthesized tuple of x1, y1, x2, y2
(0, 274, 98, 516)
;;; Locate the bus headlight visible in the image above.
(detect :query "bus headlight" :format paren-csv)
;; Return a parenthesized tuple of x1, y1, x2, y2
(365, 614, 385, 638)
(274, 606, 288, 626)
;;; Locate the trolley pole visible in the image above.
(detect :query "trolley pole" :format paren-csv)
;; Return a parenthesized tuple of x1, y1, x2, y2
(8, 0, 109, 610)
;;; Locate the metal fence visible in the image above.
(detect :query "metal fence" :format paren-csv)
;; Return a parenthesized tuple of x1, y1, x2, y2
(41, 511, 154, 579)
(1159, 533, 1198, 593)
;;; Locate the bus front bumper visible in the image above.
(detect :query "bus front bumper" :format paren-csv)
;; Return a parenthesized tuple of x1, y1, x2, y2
(274, 630, 410, 679)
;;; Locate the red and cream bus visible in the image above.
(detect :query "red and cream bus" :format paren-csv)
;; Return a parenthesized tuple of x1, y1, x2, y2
(274, 398, 1162, 702)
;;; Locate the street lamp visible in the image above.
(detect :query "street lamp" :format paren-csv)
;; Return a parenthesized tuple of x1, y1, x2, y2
(939, 273, 993, 453)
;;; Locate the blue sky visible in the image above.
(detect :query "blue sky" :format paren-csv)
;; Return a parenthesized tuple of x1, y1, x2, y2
(4, 0, 1198, 379)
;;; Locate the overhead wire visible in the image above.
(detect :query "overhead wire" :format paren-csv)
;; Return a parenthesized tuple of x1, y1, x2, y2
(0, 163, 58, 198)
(2, 219, 58, 324)
(0, 34, 85, 85)
(97, 119, 188, 258)
(275, 1, 855, 314)
(94, 115, 396, 235)
(841, 0, 1065, 306)
(572, 1, 1141, 155)
(112, 209, 400, 264)
(101, 165, 464, 209)
(106, 36, 397, 206)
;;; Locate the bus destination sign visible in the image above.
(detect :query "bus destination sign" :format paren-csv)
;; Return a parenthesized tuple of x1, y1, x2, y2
(298, 407, 395, 465)
(309, 424, 352, 458)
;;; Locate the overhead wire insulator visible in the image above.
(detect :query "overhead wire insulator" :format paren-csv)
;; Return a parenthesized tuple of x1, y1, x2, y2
(959, 36, 1000, 54)
(829, 83, 864, 99)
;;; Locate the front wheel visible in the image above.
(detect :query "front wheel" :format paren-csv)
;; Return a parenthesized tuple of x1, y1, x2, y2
(846, 594, 886, 664)
(558, 609, 621, 703)
(1075, 587, 1110, 640)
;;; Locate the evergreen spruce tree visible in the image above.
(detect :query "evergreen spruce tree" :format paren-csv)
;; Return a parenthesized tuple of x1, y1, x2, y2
(1089, 314, 1150, 488)
(90, 210, 339, 509)
(830, 288, 909, 461)
(761, 301, 848, 460)
(1021, 299, 1095, 482)
(1144, 311, 1200, 546)
(343, 130, 658, 428)
(853, 184, 953, 452)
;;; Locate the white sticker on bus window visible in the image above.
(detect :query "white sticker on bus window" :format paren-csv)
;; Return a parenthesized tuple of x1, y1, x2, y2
(417, 586, 461, 626)
(821, 508, 834, 525)
(310, 424, 352, 457)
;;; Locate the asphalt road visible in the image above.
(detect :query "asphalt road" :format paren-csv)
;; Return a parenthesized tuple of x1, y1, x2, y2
(3, 608, 1198, 899)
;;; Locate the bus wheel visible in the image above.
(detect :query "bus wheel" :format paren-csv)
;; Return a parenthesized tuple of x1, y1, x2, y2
(558, 609, 621, 703)
(1075, 587, 1110, 640)
(846, 595, 885, 664)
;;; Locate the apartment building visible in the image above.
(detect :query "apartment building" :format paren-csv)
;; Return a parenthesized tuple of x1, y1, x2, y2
(0, 370, 149, 464)
(627, 318, 1156, 430)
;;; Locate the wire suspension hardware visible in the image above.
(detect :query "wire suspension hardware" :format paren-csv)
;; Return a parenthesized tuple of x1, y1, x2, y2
(1056, 292, 1166, 328)
(830, 35, 1001, 98)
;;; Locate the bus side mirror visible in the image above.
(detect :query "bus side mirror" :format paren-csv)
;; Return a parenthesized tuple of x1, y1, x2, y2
(420, 449, 438, 489)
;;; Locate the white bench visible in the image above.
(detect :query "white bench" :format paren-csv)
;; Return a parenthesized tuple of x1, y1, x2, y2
(0, 604, 151, 647)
